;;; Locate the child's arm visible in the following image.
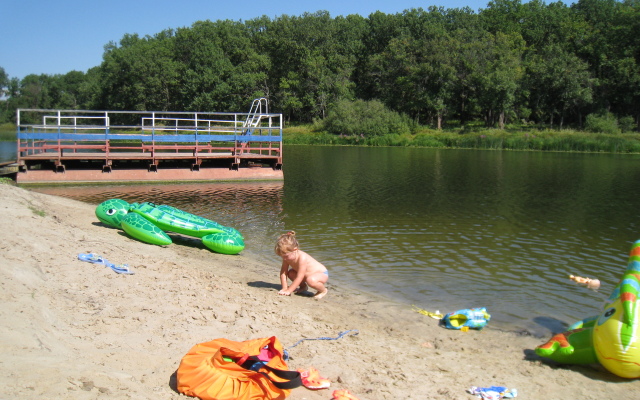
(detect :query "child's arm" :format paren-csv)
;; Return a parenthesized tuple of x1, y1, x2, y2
(279, 261, 289, 292)
(279, 263, 308, 296)
(287, 268, 306, 294)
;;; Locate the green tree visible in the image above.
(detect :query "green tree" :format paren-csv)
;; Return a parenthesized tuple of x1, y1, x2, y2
(18, 74, 54, 109)
(99, 31, 180, 111)
(519, 0, 580, 49)
(355, 11, 403, 101)
(471, 31, 525, 128)
(173, 20, 269, 112)
(363, 7, 460, 128)
(571, 0, 640, 126)
(53, 71, 88, 109)
(372, 32, 457, 128)
(480, 0, 525, 35)
(0, 67, 8, 99)
(449, 27, 486, 124)
(0, 68, 98, 122)
(259, 11, 364, 121)
(77, 67, 102, 109)
(525, 43, 594, 127)
(0, 67, 11, 123)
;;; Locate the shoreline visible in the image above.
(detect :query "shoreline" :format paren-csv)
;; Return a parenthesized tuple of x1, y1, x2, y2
(19, 181, 576, 339)
(1, 182, 639, 399)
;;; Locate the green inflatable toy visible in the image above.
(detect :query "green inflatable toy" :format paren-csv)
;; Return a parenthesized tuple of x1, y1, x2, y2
(95, 199, 244, 255)
(535, 239, 640, 378)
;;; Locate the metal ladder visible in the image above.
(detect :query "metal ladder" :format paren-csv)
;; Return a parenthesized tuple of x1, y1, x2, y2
(242, 97, 269, 135)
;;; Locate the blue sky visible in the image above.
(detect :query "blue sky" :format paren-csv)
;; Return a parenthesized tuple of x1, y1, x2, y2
(1, 0, 572, 81)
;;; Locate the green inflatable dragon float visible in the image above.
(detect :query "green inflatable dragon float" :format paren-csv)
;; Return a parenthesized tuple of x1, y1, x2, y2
(535, 239, 640, 378)
(95, 199, 244, 255)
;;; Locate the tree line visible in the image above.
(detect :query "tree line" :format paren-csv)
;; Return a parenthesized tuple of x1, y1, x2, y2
(1, 0, 639, 132)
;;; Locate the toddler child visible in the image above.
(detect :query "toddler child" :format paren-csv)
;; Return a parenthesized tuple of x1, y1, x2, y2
(275, 231, 328, 299)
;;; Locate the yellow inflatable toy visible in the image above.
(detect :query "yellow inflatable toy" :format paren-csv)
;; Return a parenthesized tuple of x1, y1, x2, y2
(536, 239, 640, 378)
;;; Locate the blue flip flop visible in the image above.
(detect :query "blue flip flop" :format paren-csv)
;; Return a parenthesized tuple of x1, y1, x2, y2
(78, 253, 135, 275)
(77, 253, 106, 264)
(106, 262, 135, 275)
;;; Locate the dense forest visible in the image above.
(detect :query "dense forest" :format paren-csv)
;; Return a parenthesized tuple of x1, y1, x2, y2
(1, 0, 639, 133)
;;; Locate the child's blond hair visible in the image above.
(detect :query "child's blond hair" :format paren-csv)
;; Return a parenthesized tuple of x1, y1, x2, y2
(275, 231, 299, 256)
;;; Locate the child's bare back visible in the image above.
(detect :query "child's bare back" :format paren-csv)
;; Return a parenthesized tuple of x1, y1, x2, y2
(275, 231, 328, 299)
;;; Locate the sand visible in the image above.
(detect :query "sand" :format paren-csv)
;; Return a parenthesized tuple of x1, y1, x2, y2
(1, 181, 639, 399)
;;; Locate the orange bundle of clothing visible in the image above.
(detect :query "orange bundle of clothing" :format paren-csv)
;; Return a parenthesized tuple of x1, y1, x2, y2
(177, 336, 301, 400)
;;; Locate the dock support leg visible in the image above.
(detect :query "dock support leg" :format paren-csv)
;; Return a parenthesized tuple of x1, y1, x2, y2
(55, 161, 65, 173)
(102, 160, 112, 173)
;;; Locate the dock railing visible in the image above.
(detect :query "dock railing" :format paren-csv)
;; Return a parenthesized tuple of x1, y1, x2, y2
(16, 99, 283, 172)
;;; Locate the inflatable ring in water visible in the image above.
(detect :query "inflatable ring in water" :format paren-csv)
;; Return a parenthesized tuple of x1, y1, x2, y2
(95, 199, 244, 255)
(536, 239, 640, 378)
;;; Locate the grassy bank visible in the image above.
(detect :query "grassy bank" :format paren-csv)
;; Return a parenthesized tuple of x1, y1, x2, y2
(0, 123, 16, 141)
(283, 125, 640, 154)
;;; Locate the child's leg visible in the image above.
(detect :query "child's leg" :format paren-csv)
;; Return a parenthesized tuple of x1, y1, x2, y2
(306, 270, 329, 299)
(287, 269, 308, 293)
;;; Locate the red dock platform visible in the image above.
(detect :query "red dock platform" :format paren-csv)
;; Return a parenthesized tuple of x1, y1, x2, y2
(15, 98, 284, 184)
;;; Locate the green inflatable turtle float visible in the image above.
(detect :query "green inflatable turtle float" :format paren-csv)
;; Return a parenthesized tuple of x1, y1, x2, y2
(95, 199, 244, 255)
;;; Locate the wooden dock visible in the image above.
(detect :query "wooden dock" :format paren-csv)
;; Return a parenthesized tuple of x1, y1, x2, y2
(15, 99, 284, 184)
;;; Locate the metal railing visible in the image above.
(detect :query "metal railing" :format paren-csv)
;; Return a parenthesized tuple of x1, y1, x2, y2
(16, 99, 283, 160)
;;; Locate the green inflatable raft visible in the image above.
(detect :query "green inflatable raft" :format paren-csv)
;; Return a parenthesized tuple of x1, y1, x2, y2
(95, 199, 244, 255)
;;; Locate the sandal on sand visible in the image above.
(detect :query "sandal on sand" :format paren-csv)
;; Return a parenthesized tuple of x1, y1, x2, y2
(78, 253, 135, 275)
(78, 253, 106, 264)
(332, 389, 360, 400)
(106, 262, 134, 275)
(297, 367, 330, 390)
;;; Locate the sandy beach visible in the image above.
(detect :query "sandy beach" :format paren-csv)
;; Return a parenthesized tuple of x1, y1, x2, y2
(1, 181, 639, 399)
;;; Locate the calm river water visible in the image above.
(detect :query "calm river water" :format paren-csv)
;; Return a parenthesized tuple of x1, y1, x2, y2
(8, 144, 640, 336)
